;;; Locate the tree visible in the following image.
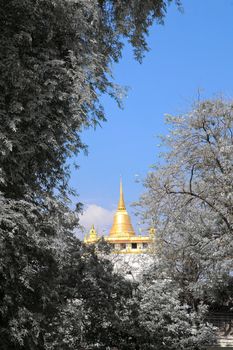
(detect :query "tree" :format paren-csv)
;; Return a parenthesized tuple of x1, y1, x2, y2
(0, 194, 140, 350)
(0, 1, 184, 349)
(138, 98, 233, 309)
(138, 278, 215, 350)
(0, 196, 63, 349)
(0, 0, 180, 199)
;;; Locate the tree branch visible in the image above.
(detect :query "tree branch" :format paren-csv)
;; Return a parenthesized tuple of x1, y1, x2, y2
(166, 187, 232, 232)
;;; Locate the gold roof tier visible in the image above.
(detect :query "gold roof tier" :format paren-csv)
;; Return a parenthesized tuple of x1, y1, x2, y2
(83, 178, 156, 254)
(109, 179, 136, 238)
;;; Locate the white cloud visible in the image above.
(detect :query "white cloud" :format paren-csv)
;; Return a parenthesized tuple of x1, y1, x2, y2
(78, 204, 115, 236)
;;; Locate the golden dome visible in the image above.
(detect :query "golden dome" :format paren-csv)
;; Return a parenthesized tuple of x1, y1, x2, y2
(109, 179, 135, 238)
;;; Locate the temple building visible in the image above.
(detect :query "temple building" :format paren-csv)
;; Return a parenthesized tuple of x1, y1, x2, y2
(84, 180, 155, 254)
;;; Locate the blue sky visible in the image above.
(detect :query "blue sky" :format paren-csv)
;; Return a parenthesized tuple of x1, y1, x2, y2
(71, 0, 233, 236)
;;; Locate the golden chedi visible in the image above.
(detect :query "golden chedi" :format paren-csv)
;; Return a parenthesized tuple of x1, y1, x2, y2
(109, 179, 135, 238)
(84, 224, 98, 244)
(84, 179, 155, 254)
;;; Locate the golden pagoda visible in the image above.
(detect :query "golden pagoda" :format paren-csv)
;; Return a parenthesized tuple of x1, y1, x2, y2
(84, 179, 155, 254)
(84, 224, 99, 244)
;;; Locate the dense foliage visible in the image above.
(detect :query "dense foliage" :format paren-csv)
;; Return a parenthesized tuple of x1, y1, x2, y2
(1, 1, 223, 349)
(0, 0, 180, 199)
(1, 1, 205, 349)
(139, 278, 214, 350)
(138, 98, 233, 313)
(0, 195, 139, 349)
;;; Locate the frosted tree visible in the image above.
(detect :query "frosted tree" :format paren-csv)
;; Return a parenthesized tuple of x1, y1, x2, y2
(0, 2, 184, 349)
(138, 278, 215, 350)
(0, 0, 181, 199)
(136, 98, 233, 344)
(140, 98, 233, 234)
(0, 195, 139, 350)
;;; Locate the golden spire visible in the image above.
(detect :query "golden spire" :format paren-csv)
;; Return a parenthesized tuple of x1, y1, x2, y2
(118, 177, 126, 210)
(109, 178, 135, 238)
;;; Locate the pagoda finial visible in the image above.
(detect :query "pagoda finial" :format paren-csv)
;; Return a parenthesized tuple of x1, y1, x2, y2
(118, 177, 126, 210)
(110, 177, 135, 237)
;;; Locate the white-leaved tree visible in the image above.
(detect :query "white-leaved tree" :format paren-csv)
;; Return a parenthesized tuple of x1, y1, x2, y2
(1, 2, 185, 349)
(139, 278, 215, 350)
(136, 98, 233, 347)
